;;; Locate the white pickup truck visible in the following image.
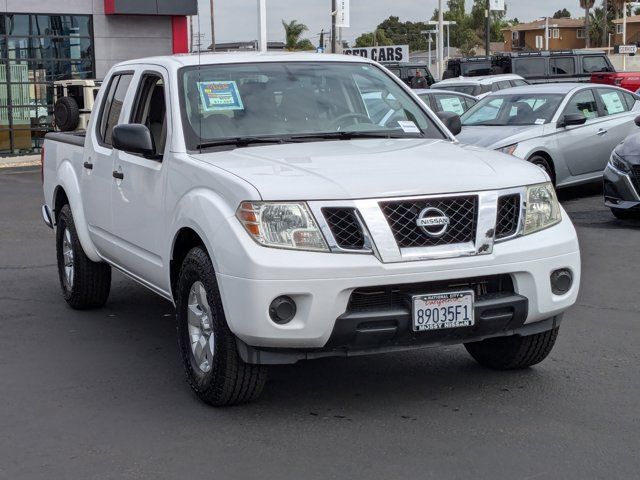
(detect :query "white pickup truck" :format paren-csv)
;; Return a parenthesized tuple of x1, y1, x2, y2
(42, 52, 580, 406)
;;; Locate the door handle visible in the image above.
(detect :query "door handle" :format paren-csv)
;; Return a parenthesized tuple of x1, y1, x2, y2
(597, 129, 608, 136)
(112, 170, 124, 180)
(83, 161, 93, 170)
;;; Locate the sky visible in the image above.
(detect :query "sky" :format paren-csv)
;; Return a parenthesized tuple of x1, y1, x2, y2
(193, 0, 583, 47)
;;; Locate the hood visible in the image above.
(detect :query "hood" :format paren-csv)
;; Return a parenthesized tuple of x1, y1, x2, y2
(193, 139, 547, 200)
(457, 125, 544, 149)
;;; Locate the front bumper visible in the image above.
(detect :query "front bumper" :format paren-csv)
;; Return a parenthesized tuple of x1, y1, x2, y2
(603, 164, 640, 210)
(215, 215, 580, 350)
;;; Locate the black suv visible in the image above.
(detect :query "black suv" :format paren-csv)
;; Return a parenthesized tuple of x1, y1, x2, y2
(384, 62, 436, 88)
(443, 56, 493, 79)
(444, 50, 615, 84)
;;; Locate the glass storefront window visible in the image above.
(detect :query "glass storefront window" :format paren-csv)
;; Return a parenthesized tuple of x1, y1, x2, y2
(0, 14, 94, 154)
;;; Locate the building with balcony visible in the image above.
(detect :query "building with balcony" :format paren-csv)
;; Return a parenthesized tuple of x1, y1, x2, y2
(502, 18, 587, 53)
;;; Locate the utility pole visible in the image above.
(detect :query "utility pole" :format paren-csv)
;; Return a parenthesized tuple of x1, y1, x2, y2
(485, 0, 491, 55)
(258, 0, 267, 52)
(210, 0, 216, 51)
(603, 0, 608, 50)
(438, 0, 444, 80)
(331, 0, 337, 53)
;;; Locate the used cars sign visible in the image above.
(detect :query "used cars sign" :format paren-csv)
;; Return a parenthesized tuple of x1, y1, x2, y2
(343, 45, 410, 63)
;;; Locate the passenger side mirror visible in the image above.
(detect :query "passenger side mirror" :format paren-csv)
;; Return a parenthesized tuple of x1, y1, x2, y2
(634, 115, 640, 127)
(436, 111, 462, 136)
(112, 124, 157, 159)
(557, 114, 587, 129)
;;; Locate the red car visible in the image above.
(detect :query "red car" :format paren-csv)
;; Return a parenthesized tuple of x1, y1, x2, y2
(592, 72, 640, 93)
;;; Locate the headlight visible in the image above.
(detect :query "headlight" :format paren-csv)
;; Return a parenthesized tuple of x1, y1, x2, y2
(497, 144, 518, 156)
(237, 202, 328, 251)
(609, 151, 631, 173)
(523, 182, 561, 235)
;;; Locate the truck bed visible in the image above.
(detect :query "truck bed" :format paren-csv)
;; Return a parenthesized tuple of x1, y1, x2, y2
(44, 131, 87, 147)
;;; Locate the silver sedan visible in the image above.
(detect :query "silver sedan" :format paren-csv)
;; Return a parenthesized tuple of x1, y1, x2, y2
(457, 83, 640, 187)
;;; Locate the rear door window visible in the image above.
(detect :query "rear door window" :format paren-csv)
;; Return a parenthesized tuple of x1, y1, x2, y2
(550, 57, 575, 76)
(583, 56, 611, 73)
(433, 94, 467, 115)
(564, 90, 600, 120)
(621, 91, 638, 109)
(98, 73, 133, 147)
(495, 80, 513, 91)
(513, 58, 546, 77)
(511, 79, 528, 87)
(596, 89, 630, 116)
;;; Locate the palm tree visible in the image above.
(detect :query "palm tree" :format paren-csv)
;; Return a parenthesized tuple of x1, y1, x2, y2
(282, 20, 308, 51)
(580, 0, 596, 47)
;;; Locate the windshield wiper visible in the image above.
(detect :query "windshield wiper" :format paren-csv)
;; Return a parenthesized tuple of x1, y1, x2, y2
(289, 131, 421, 142)
(197, 136, 288, 150)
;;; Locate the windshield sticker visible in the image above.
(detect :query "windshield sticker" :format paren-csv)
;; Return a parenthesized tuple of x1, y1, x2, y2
(439, 97, 465, 116)
(600, 91, 625, 115)
(535, 118, 546, 125)
(398, 120, 420, 133)
(197, 81, 244, 112)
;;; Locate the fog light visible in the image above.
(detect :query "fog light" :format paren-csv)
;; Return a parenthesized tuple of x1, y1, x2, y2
(269, 296, 297, 324)
(551, 269, 573, 295)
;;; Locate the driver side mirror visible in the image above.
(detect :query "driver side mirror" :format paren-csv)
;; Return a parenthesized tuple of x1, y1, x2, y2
(557, 114, 587, 129)
(634, 115, 640, 127)
(112, 124, 157, 159)
(436, 111, 462, 136)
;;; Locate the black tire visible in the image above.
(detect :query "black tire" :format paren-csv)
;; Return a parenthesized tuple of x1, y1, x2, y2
(56, 204, 111, 309)
(464, 327, 559, 370)
(528, 155, 555, 185)
(611, 207, 640, 220)
(54, 97, 80, 132)
(176, 247, 267, 406)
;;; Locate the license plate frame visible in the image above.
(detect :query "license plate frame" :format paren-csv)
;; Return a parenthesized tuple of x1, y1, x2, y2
(412, 290, 475, 332)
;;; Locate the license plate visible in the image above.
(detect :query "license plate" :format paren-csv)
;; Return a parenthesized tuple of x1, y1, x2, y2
(412, 291, 474, 332)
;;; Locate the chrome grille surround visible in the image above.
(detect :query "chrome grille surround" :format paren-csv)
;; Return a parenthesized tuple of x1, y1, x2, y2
(309, 187, 527, 263)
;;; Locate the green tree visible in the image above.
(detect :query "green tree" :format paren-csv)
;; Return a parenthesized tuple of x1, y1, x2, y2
(354, 29, 393, 47)
(553, 8, 572, 18)
(295, 39, 315, 51)
(282, 19, 309, 51)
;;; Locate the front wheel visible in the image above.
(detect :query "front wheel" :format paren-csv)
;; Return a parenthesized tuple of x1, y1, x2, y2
(175, 247, 267, 406)
(56, 204, 111, 309)
(464, 328, 559, 370)
(528, 155, 555, 185)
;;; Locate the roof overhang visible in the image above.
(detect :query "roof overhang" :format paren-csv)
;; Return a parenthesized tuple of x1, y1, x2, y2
(105, 0, 197, 16)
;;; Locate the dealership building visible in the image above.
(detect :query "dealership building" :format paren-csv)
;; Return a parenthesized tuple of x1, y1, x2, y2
(0, 0, 196, 155)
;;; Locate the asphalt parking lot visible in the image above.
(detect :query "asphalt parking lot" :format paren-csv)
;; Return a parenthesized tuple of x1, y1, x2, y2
(1, 168, 638, 479)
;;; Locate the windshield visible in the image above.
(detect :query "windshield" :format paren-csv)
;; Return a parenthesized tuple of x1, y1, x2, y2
(437, 84, 481, 96)
(461, 93, 564, 126)
(461, 62, 491, 76)
(179, 62, 445, 150)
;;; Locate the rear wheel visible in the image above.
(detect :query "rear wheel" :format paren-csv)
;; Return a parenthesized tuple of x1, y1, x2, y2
(56, 204, 111, 309)
(529, 155, 555, 185)
(464, 328, 559, 370)
(176, 247, 267, 406)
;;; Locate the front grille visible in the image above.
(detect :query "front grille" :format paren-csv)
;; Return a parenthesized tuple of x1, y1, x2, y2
(380, 196, 478, 248)
(322, 207, 366, 250)
(348, 275, 514, 313)
(495, 194, 521, 240)
(632, 166, 640, 191)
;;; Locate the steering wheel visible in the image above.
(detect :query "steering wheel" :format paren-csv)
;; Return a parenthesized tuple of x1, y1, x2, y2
(331, 113, 372, 130)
